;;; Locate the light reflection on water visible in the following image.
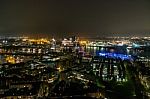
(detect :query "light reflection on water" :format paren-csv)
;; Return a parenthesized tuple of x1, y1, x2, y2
(85, 46, 127, 55)
(85, 46, 150, 58)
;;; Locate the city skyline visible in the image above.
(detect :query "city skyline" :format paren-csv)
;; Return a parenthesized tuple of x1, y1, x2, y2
(1, 1, 150, 98)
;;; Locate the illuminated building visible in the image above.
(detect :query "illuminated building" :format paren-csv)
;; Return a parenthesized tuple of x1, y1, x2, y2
(5, 56, 16, 64)
(97, 52, 133, 60)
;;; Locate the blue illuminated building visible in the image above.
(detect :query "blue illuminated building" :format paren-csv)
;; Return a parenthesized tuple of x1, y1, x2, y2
(97, 52, 133, 60)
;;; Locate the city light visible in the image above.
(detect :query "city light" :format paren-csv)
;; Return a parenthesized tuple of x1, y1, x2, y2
(97, 52, 133, 60)
(1, 0, 150, 98)
(0, 36, 149, 98)
(6, 56, 16, 64)
(28, 38, 50, 44)
(79, 40, 87, 45)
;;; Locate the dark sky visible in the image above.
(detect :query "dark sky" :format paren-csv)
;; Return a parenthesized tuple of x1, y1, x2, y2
(0, 0, 150, 37)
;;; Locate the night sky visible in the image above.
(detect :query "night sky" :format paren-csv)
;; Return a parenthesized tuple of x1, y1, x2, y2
(0, 0, 150, 37)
